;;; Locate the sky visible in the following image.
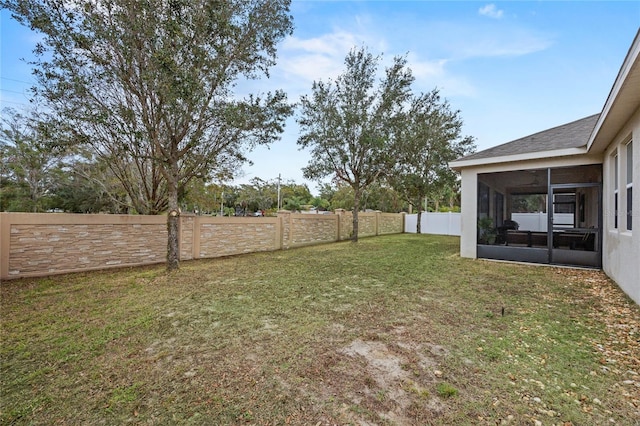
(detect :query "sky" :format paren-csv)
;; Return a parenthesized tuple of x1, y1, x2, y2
(1, 1, 639, 195)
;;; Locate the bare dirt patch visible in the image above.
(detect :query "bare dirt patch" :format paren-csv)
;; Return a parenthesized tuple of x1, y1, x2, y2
(330, 330, 448, 425)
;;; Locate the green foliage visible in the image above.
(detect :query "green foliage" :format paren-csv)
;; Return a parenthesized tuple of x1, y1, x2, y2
(50, 152, 133, 213)
(387, 89, 475, 231)
(329, 185, 355, 210)
(236, 178, 276, 213)
(477, 216, 496, 244)
(1, 108, 70, 212)
(314, 182, 407, 213)
(279, 181, 312, 208)
(511, 193, 547, 213)
(3, 0, 294, 266)
(310, 196, 330, 210)
(171, 177, 317, 216)
(297, 47, 414, 239)
(361, 182, 404, 212)
(282, 195, 305, 212)
(180, 180, 224, 215)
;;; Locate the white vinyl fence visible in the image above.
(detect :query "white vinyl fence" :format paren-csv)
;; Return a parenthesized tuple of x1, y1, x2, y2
(405, 212, 461, 236)
(511, 213, 575, 232)
(403, 212, 574, 236)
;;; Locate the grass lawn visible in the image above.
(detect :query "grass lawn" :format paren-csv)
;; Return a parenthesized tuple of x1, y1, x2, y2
(1, 234, 639, 425)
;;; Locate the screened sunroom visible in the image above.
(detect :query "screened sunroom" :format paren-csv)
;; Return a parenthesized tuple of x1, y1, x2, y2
(450, 114, 604, 269)
(475, 164, 602, 268)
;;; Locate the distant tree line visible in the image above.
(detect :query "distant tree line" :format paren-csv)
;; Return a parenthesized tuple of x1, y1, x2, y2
(0, 123, 461, 216)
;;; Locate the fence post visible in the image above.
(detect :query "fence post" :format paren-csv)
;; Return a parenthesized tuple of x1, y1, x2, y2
(277, 210, 292, 249)
(192, 215, 201, 259)
(275, 214, 283, 250)
(0, 213, 9, 281)
(335, 209, 345, 241)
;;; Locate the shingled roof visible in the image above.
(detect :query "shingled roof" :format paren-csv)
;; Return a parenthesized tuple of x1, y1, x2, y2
(456, 113, 600, 162)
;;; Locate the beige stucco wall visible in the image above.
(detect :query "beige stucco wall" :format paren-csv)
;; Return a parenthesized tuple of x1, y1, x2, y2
(602, 107, 640, 304)
(0, 210, 404, 281)
(459, 169, 478, 259)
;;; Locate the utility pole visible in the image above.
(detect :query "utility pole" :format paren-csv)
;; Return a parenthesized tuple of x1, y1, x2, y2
(277, 174, 281, 210)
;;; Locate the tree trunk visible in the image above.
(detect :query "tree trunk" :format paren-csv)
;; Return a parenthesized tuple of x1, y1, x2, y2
(166, 173, 180, 271)
(352, 188, 360, 242)
(416, 201, 422, 234)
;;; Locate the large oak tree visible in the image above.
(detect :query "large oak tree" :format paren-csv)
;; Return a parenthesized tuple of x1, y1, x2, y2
(387, 89, 475, 233)
(297, 47, 413, 241)
(4, 0, 294, 269)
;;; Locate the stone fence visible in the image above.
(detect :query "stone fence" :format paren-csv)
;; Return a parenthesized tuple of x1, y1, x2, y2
(0, 210, 405, 281)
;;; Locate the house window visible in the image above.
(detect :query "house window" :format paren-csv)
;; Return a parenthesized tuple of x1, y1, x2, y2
(614, 152, 619, 229)
(627, 140, 633, 231)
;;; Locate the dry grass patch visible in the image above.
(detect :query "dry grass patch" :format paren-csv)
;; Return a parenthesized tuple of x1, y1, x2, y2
(1, 234, 639, 425)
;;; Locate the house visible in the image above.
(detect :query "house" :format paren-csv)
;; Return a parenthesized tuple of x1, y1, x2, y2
(450, 29, 640, 304)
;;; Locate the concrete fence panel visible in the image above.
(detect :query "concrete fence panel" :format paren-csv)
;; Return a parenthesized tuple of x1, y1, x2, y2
(0, 213, 167, 280)
(333, 210, 405, 239)
(196, 216, 281, 258)
(379, 213, 405, 235)
(282, 213, 339, 249)
(358, 212, 378, 238)
(0, 210, 405, 281)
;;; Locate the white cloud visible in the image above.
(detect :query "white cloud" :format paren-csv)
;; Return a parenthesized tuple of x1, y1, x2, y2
(272, 23, 485, 100)
(478, 4, 504, 19)
(408, 57, 448, 79)
(456, 28, 553, 58)
(406, 54, 477, 98)
(283, 31, 360, 58)
(280, 31, 362, 84)
(420, 19, 554, 60)
(271, 26, 397, 100)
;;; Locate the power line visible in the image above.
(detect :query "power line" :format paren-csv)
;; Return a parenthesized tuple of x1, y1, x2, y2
(0, 77, 35, 85)
(0, 88, 29, 95)
(0, 99, 32, 108)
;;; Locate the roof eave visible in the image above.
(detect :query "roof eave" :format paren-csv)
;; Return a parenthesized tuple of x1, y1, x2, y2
(449, 147, 588, 171)
(587, 29, 640, 153)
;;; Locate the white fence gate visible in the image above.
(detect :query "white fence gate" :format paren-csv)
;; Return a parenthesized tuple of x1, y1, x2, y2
(405, 212, 461, 236)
